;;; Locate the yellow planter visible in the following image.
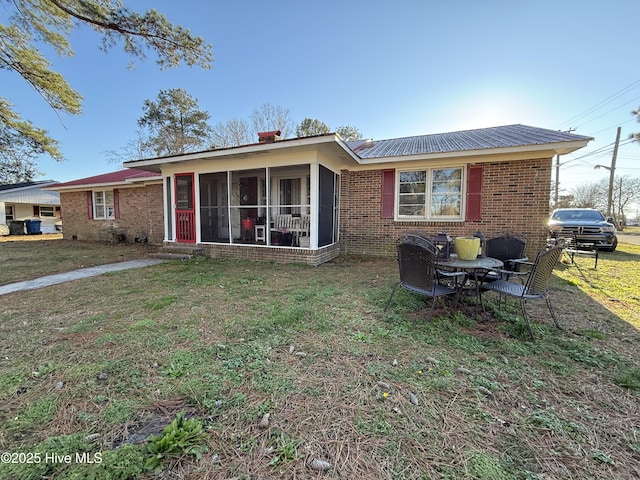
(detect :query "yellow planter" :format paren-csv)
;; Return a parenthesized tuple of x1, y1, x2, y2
(455, 237, 480, 260)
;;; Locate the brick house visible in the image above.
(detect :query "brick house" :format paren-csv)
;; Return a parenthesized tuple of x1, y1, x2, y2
(113, 124, 590, 265)
(0, 180, 61, 234)
(49, 169, 164, 245)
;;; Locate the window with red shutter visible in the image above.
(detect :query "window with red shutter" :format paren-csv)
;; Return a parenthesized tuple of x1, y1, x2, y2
(465, 165, 483, 221)
(114, 189, 120, 219)
(381, 169, 395, 218)
(86, 191, 94, 219)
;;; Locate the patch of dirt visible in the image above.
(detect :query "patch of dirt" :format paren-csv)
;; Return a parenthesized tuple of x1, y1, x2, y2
(462, 318, 506, 340)
(0, 233, 63, 242)
(112, 399, 197, 447)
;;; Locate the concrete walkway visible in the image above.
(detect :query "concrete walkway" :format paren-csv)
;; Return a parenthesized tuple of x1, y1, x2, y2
(0, 259, 166, 296)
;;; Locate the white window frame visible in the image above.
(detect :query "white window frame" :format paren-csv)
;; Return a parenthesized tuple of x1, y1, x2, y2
(93, 190, 115, 219)
(39, 206, 55, 217)
(396, 166, 464, 221)
(6, 205, 15, 221)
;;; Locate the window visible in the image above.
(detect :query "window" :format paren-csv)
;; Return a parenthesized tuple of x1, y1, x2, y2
(279, 178, 301, 215)
(6, 205, 14, 221)
(397, 167, 463, 220)
(39, 206, 55, 217)
(94, 191, 115, 219)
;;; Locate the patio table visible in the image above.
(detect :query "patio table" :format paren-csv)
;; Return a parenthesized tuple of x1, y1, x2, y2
(436, 255, 503, 312)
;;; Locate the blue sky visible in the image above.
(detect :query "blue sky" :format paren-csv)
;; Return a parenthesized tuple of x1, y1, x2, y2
(6, 0, 640, 199)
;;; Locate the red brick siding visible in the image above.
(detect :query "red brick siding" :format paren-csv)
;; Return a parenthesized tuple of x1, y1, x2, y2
(198, 243, 340, 266)
(339, 158, 552, 259)
(59, 184, 164, 244)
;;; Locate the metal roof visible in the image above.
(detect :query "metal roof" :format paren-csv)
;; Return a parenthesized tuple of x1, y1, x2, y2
(0, 180, 60, 204)
(0, 180, 58, 192)
(346, 124, 592, 159)
(119, 124, 591, 175)
(51, 169, 161, 189)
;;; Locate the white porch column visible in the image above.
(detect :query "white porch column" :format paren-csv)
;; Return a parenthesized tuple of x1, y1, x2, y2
(309, 164, 318, 249)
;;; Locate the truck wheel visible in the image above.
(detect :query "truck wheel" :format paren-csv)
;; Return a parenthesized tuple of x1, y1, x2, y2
(601, 237, 618, 252)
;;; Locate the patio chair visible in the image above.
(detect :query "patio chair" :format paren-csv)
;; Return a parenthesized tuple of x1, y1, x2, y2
(290, 214, 310, 246)
(482, 232, 529, 282)
(398, 232, 434, 249)
(479, 244, 564, 340)
(271, 214, 293, 243)
(384, 237, 463, 319)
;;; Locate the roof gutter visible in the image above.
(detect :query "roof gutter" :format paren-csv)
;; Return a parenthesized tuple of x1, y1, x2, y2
(46, 175, 163, 192)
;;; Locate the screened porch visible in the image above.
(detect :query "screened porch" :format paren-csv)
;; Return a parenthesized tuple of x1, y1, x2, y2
(167, 164, 339, 250)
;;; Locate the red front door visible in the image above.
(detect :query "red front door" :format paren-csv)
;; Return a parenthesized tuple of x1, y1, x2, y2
(175, 173, 196, 243)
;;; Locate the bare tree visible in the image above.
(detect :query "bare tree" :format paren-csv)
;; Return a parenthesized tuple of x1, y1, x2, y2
(250, 103, 294, 139)
(612, 175, 640, 227)
(211, 118, 252, 148)
(106, 128, 155, 162)
(570, 182, 605, 209)
(568, 176, 640, 228)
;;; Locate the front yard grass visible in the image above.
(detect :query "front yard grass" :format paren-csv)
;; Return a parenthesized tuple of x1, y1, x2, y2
(0, 240, 638, 479)
(0, 236, 155, 286)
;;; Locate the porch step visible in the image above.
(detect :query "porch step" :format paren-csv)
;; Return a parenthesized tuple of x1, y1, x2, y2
(150, 245, 206, 260)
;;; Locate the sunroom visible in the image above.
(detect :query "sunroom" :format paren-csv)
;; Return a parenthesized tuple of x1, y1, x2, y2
(124, 133, 354, 264)
(171, 164, 339, 248)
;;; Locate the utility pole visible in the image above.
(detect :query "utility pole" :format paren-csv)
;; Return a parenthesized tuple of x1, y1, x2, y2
(607, 126, 621, 218)
(554, 154, 561, 208)
(553, 129, 574, 208)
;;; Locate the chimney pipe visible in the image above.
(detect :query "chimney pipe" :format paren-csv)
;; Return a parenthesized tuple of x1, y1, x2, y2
(258, 130, 281, 143)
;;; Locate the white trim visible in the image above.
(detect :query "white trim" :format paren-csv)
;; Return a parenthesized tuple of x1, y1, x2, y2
(92, 190, 115, 220)
(49, 176, 162, 192)
(395, 166, 465, 222)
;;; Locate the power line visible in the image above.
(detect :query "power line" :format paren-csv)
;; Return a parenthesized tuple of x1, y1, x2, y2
(573, 95, 640, 130)
(555, 79, 640, 130)
(589, 117, 637, 136)
(561, 139, 625, 166)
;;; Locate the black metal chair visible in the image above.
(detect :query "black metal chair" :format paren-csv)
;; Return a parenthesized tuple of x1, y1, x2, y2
(483, 232, 529, 282)
(479, 244, 564, 340)
(384, 238, 462, 319)
(397, 232, 434, 249)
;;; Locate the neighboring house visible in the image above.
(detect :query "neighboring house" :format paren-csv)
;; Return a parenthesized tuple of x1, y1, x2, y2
(0, 180, 61, 234)
(47, 169, 164, 244)
(107, 124, 591, 265)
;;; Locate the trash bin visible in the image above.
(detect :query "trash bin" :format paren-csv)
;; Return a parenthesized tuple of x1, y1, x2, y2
(25, 219, 42, 235)
(9, 220, 25, 235)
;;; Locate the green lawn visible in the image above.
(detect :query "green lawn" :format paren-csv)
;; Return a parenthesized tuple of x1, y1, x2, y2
(0, 239, 638, 479)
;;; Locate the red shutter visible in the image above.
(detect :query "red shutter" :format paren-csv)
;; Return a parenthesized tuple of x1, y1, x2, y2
(466, 165, 483, 221)
(86, 191, 94, 219)
(33, 205, 40, 216)
(113, 189, 120, 219)
(381, 169, 395, 218)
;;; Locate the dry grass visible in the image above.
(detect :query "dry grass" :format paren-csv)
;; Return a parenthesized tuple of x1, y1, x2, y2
(0, 235, 157, 285)
(0, 237, 639, 479)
